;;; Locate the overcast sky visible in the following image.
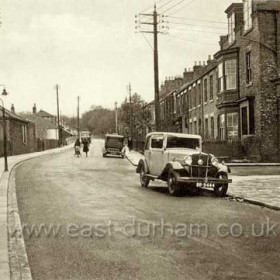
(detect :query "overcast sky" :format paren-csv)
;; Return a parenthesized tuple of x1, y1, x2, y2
(0, 0, 242, 116)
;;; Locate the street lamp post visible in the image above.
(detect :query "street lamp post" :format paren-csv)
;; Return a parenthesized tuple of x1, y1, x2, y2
(0, 87, 8, 171)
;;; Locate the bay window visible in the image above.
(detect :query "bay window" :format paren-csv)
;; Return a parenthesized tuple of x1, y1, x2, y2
(225, 59, 237, 90)
(218, 63, 224, 93)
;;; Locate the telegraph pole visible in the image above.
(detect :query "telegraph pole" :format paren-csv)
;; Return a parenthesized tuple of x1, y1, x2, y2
(77, 96, 80, 140)
(136, 5, 167, 131)
(55, 84, 61, 146)
(153, 6, 160, 131)
(128, 83, 132, 138)
(115, 102, 118, 134)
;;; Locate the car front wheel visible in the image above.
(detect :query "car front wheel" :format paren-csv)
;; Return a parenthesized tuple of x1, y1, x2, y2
(167, 170, 181, 196)
(214, 173, 228, 197)
(140, 165, 150, 188)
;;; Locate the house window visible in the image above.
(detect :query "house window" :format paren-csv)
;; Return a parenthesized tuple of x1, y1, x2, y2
(192, 89, 196, 108)
(219, 114, 226, 140)
(173, 94, 176, 114)
(244, 0, 252, 32)
(198, 119, 202, 135)
(22, 125, 27, 144)
(225, 59, 237, 90)
(218, 63, 224, 93)
(241, 100, 255, 136)
(246, 52, 252, 84)
(211, 116, 215, 139)
(209, 75, 214, 100)
(228, 13, 235, 44)
(227, 112, 238, 140)
(205, 118, 209, 138)
(204, 79, 208, 102)
(241, 107, 248, 135)
(197, 84, 201, 106)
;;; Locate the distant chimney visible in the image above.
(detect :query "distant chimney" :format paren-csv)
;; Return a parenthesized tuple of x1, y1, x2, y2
(11, 104, 15, 113)
(33, 103, 37, 114)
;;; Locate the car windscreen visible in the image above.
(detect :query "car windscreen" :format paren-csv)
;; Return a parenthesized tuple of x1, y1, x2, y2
(166, 136, 200, 149)
(106, 137, 124, 149)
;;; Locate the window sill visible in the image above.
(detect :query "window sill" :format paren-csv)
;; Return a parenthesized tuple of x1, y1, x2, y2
(209, 99, 214, 103)
(246, 82, 253, 88)
(197, 105, 201, 108)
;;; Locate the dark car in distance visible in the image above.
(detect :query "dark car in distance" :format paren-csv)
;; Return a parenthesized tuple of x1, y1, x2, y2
(103, 134, 125, 158)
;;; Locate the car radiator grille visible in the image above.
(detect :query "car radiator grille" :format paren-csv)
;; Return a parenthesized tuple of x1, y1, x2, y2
(190, 154, 211, 178)
(108, 148, 120, 152)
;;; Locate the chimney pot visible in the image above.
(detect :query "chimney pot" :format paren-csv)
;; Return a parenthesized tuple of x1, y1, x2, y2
(11, 104, 15, 113)
(33, 103, 37, 114)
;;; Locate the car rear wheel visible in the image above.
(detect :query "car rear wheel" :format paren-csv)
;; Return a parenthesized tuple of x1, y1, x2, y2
(167, 170, 181, 196)
(140, 165, 150, 188)
(214, 173, 228, 197)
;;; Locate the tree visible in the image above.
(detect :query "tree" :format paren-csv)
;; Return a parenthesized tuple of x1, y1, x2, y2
(81, 106, 115, 137)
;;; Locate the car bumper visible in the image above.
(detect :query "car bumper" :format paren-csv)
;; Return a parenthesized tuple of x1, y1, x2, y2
(177, 177, 232, 184)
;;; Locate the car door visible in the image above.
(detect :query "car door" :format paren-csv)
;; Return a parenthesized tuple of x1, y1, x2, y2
(148, 134, 165, 176)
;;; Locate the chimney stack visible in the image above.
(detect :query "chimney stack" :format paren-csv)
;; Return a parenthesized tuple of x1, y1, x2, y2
(33, 103, 37, 114)
(11, 104, 15, 113)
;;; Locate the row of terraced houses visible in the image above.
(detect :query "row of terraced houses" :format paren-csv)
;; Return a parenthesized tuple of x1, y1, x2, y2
(136, 0, 280, 162)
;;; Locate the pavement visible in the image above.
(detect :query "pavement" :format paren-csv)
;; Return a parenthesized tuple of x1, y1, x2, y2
(124, 149, 280, 210)
(0, 141, 74, 280)
(12, 139, 280, 279)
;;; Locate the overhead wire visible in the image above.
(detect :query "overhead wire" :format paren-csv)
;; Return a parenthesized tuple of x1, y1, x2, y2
(161, 0, 186, 14)
(167, 15, 227, 24)
(157, 0, 179, 11)
(167, 0, 198, 16)
(167, 21, 227, 30)
(170, 26, 224, 35)
(139, 0, 166, 14)
(141, 33, 154, 51)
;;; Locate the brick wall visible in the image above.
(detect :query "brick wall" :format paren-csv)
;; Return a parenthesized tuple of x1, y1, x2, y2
(0, 119, 37, 157)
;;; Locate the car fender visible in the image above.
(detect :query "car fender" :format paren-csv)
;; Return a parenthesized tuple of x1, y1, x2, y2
(159, 161, 185, 180)
(169, 161, 184, 170)
(217, 164, 229, 173)
(136, 159, 149, 174)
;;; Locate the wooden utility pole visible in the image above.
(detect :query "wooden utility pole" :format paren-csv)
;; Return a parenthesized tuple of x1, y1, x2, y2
(153, 6, 160, 131)
(136, 5, 166, 131)
(77, 96, 80, 140)
(55, 84, 61, 146)
(115, 102, 118, 134)
(128, 83, 132, 137)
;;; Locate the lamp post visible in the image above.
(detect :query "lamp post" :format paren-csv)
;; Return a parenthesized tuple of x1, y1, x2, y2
(0, 87, 8, 171)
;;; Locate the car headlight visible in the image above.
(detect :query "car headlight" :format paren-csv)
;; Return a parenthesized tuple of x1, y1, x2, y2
(184, 155, 192, 165)
(211, 157, 219, 167)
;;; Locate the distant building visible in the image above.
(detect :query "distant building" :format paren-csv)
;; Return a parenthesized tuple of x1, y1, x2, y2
(0, 106, 36, 157)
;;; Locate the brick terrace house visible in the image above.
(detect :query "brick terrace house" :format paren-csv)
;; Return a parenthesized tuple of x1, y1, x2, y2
(20, 104, 72, 149)
(0, 106, 36, 157)
(141, 0, 280, 162)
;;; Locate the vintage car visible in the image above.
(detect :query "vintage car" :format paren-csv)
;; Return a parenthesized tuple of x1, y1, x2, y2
(80, 130, 91, 144)
(103, 134, 125, 158)
(136, 132, 232, 197)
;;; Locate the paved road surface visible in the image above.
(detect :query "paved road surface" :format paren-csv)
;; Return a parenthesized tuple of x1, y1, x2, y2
(16, 139, 280, 280)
